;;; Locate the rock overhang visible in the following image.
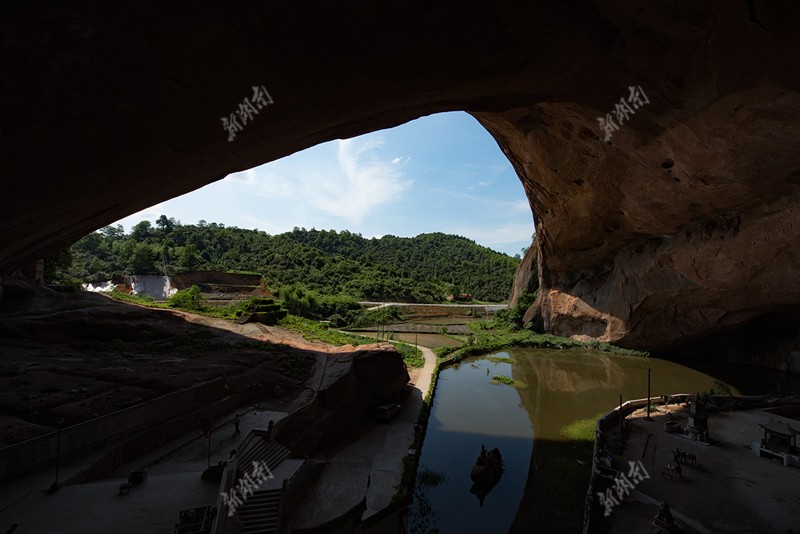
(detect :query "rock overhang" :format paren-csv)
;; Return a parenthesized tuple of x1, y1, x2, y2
(2, 1, 800, 358)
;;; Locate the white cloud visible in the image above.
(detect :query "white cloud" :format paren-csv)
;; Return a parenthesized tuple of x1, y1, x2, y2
(236, 212, 292, 235)
(478, 180, 491, 187)
(248, 136, 412, 225)
(225, 168, 257, 186)
(392, 156, 402, 165)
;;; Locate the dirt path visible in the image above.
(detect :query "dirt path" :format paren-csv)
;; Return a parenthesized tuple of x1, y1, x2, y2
(158, 308, 330, 352)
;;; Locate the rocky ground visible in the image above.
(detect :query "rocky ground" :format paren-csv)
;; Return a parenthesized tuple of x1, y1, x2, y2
(0, 281, 324, 448)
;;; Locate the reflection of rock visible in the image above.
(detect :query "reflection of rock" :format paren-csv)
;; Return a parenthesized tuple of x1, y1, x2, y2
(274, 346, 410, 456)
(520, 354, 626, 394)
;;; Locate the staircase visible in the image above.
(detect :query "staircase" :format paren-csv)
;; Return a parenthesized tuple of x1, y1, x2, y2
(238, 488, 283, 533)
(232, 434, 291, 533)
(236, 435, 290, 476)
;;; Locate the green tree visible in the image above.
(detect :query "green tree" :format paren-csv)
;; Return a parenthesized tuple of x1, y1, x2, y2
(43, 248, 73, 283)
(67, 219, 522, 303)
(130, 220, 153, 241)
(168, 284, 205, 310)
(128, 242, 157, 273)
(100, 224, 125, 240)
(156, 214, 177, 234)
(177, 244, 201, 271)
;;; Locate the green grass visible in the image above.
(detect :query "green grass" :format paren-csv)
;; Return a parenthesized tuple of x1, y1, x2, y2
(279, 315, 375, 345)
(491, 374, 528, 389)
(487, 355, 518, 365)
(435, 330, 648, 362)
(279, 315, 425, 368)
(559, 412, 606, 442)
(393, 342, 425, 368)
(108, 289, 167, 307)
(108, 289, 259, 321)
(225, 269, 263, 275)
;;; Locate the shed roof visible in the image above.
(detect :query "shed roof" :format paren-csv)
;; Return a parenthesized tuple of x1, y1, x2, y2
(760, 421, 800, 437)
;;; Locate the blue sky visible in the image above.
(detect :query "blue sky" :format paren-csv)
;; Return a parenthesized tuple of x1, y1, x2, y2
(114, 111, 535, 257)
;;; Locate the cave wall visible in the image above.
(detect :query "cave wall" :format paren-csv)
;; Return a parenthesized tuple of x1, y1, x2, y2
(478, 79, 800, 355)
(3, 1, 800, 356)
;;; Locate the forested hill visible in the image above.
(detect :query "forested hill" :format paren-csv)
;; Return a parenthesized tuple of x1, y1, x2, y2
(67, 219, 521, 302)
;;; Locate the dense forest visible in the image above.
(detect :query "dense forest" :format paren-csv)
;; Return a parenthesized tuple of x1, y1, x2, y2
(62, 216, 521, 303)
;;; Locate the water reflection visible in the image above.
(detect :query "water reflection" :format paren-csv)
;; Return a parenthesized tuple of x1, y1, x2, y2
(469, 445, 504, 507)
(413, 348, 800, 533)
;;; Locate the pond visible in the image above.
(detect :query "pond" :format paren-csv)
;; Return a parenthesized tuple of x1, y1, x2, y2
(411, 348, 800, 533)
(391, 332, 463, 348)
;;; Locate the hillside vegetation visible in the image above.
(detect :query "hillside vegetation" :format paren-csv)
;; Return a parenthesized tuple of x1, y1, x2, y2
(62, 217, 520, 303)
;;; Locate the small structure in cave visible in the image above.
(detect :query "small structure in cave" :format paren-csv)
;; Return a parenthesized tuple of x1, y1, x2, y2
(755, 420, 800, 467)
(685, 393, 710, 443)
(653, 502, 680, 533)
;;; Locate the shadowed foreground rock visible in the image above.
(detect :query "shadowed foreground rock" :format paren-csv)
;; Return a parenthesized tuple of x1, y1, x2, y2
(2, 1, 800, 364)
(273, 346, 410, 457)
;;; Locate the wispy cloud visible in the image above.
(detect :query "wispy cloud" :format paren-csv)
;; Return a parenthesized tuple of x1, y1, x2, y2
(427, 188, 529, 215)
(236, 212, 293, 235)
(240, 137, 411, 225)
(441, 161, 510, 181)
(226, 168, 257, 186)
(446, 223, 535, 247)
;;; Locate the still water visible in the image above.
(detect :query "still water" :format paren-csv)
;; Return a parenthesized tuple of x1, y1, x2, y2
(392, 332, 463, 348)
(412, 348, 800, 533)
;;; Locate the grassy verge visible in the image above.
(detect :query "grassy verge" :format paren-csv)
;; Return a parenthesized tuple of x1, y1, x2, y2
(108, 289, 168, 308)
(491, 374, 528, 389)
(487, 355, 518, 365)
(107, 288, 251, 319)
(279, 315, 425, 368)
(560, 412, 605, 441)
(279, 315, 375, 345)
(434, 330, 648, 362)
(393, 343, 425, 368)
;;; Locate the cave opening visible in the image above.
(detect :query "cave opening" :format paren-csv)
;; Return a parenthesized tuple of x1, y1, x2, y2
(91, 110, 536, 304)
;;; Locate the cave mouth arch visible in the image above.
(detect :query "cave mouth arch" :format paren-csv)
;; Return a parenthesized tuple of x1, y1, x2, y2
(3, 1, 800, 362)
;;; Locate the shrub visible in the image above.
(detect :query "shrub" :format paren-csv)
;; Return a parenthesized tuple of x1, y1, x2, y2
(168, 284, 205, 311)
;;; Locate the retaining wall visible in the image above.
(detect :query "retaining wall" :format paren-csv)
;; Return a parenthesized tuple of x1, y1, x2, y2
(582, 394, 691, 533)
(580, 394, 792, 533)
(0, 378, 226, 480)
